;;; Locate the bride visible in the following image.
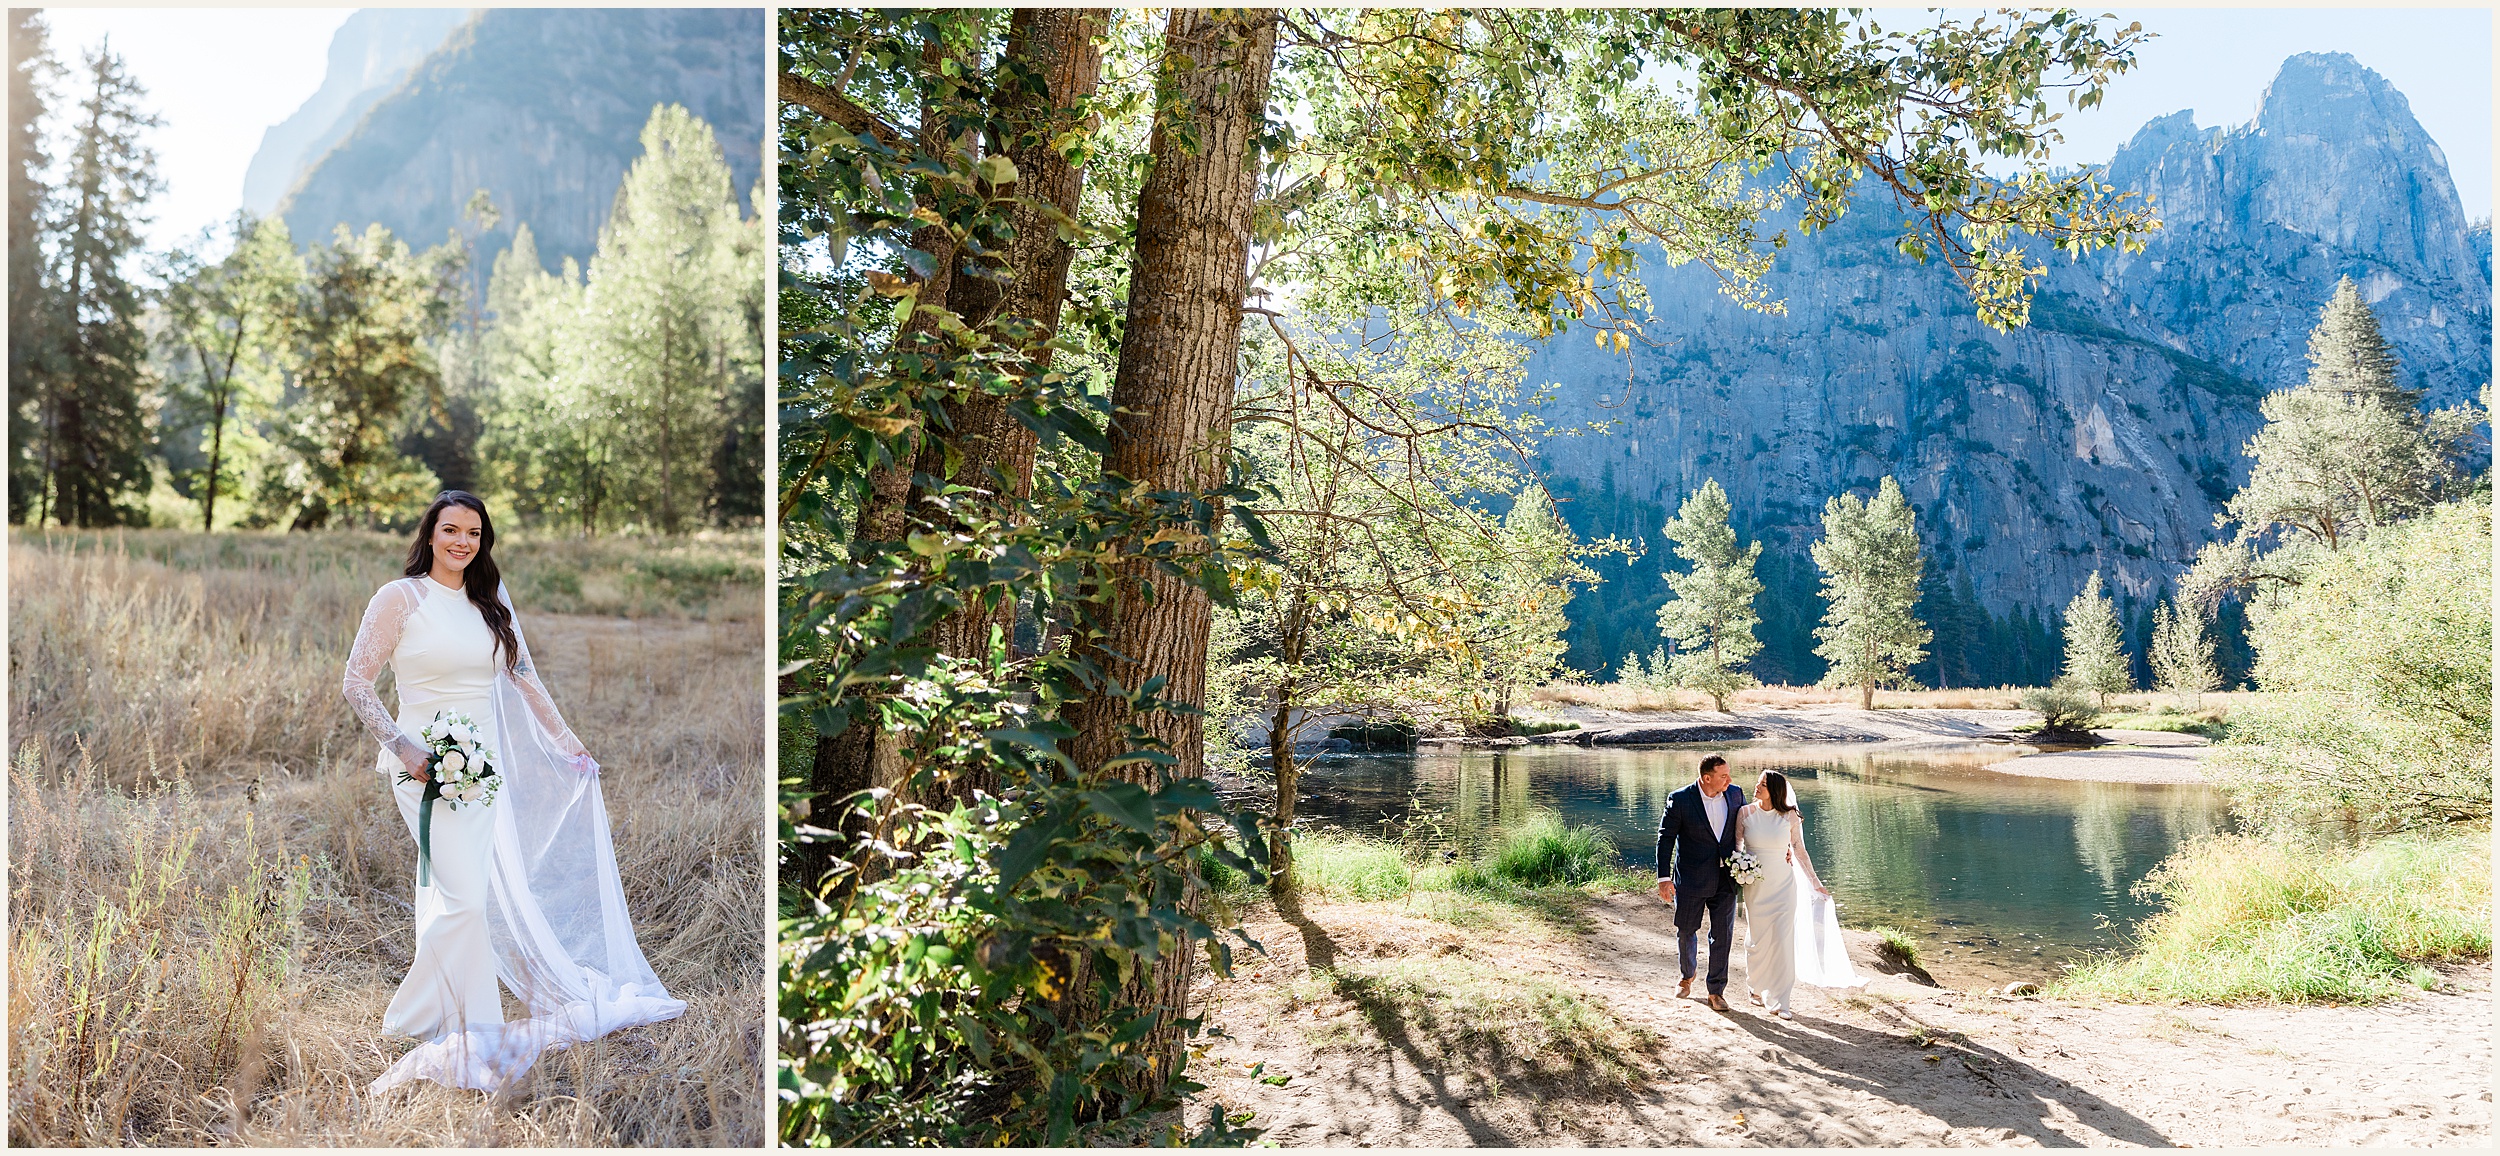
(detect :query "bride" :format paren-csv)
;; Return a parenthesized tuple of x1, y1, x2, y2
(1736, 770, 1863, 1018)
(341, 490, 684, 1092)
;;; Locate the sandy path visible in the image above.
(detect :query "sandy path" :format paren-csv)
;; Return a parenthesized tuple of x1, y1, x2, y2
(1184, 893, 2490, 1147)
(1533, 706, 2038, 746)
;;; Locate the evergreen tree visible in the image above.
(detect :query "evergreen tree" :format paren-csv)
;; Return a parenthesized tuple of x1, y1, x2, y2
(577, 104, 757, 533)
(482, 106, 761, 532)
(1810, 476, 1929, 709)
(7, 10, 59, 523)
(2206, 282, 2478, 561)
(2060, 570, 2132, 707)
(2303, 276, 2416, 407)
(2149, 598, 2219, 707)
(1654, 478, 1763, 711)
(476, 226, 606, 527)
(1464, 484, 1602, 718)
(36, 41, 159, 526)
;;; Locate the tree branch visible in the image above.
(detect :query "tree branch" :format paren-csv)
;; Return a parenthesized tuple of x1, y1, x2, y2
(782, 70, 905, 151)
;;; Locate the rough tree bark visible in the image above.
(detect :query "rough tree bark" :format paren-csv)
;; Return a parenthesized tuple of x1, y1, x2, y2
(787, 35, 966, 893)
(1062, 6, 1279, 1096)
(1066, 8, 1276, 781)
(927, 7, 1108, 665)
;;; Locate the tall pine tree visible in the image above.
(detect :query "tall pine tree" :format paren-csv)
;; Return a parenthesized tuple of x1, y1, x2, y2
(2060, 570, 2133, 707)
(37, 40, 159, 526)
(1810, 476, 1929, 709)
(7, 10, 59, 522)
(1654, 478, 1763, 712)
(2304, 276, 2418, 407)
(579, 104, 757, 534)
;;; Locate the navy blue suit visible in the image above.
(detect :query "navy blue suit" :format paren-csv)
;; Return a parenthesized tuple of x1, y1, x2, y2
(1657, 781, 1746, 994)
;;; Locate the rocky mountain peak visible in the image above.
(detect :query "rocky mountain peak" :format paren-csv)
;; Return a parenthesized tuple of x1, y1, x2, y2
(2254, 52, 2421, 145)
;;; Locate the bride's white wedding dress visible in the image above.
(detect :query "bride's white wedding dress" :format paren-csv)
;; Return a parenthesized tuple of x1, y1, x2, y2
(343, 574, 684, 1093)
(1739, 805, 1863, 1015)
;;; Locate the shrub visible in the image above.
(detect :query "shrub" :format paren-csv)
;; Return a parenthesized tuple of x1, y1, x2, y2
(2054, 833, 2490, 1004)
(2020, 682, 2100, 732)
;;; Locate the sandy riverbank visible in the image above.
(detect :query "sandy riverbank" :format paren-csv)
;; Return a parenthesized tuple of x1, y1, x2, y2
(1180, 892, 2490, 1146)
(1444, 705, 2219, 785)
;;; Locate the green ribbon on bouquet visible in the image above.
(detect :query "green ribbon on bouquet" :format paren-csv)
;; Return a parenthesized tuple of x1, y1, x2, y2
(417, 776, 442, 887)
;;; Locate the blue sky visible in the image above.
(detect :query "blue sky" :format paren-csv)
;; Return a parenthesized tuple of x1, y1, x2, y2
(32, 3, 2495, 263)
(2033, 6, 2493, 218)
(39, 6, 354, 255)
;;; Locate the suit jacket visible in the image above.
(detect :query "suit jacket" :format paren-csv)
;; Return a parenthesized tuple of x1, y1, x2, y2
(1656, 781, 1747, 900)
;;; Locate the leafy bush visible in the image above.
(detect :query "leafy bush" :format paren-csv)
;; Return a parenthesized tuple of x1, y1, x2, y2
(2054, 833, 2490, 1004)
(2214, 494, 2491, 832)
(779, 644, 1269, 1145)
(2019, 682, 2099, 732)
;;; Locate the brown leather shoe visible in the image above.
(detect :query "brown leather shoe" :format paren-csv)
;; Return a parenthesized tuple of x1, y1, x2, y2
(1708, 994, 1731, 1011)
(1678, 977, 1694, 1000)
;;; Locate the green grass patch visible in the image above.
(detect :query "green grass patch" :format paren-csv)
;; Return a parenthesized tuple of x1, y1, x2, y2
(1284, 815, 1638, 919)
(2053, 832, 2490, 1004)
(1509, 717, 1582, 736)
(1195, 842, 1266, 907)
(1477, 810, 1615, 888)
(1868, 925, 1921, 968)
(1289, 832, 1416, 901)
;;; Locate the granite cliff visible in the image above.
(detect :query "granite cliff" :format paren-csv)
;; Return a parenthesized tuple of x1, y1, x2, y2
(1531, 53, 2492, 686)
(275, 7, 765, 274)
(237, 8, 471, 216)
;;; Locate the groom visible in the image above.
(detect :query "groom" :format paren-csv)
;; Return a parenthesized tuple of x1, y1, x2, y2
(1655, 754, 1745, 1010)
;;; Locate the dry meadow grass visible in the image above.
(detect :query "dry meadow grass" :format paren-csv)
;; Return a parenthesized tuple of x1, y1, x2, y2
(6, 528, 767, 1146)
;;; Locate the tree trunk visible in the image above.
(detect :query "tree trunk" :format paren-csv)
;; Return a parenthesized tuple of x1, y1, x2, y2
(1068, 7, 1276, 778)
(1268, 680, 1297, 905)
(795, 36, 970, 889)
(1063, 6, 1277, 1097)
(928, 6, 1107, 666)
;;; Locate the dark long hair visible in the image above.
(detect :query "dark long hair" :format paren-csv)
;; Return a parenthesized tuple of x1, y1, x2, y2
(403, 490, 519, 669)
(1759, 770, 1797, 815)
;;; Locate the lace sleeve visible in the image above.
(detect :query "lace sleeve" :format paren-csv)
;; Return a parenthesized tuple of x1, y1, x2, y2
(343, 580, 425, 766)
(500, 582, 590, 760)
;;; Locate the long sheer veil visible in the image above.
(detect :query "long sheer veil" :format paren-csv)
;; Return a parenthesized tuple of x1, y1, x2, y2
(1794, 861, 1867, 989)
(369, 668, 686, 1092)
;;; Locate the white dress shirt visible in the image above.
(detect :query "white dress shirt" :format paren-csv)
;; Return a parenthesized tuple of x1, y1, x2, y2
(1702, 789, 1728, 839)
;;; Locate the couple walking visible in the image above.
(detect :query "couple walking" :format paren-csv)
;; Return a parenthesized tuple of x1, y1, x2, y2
(1655, 754, 1862, 1016)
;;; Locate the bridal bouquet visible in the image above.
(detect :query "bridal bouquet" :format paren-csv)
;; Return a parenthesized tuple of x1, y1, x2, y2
(412, 711, 502, 807)
(402, 711, 500, 885)
(1723, 848, 1765, 885)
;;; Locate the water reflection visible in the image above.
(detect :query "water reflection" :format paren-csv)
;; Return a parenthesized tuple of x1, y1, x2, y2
(1285, 744, 2232, 976)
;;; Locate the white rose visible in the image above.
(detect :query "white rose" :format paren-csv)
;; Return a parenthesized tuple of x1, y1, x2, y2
(439, 748, 469, 776)
(459, 783, 485, 803)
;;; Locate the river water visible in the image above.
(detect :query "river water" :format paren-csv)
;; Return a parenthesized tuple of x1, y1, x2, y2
(1280, 743, 2233, 983)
